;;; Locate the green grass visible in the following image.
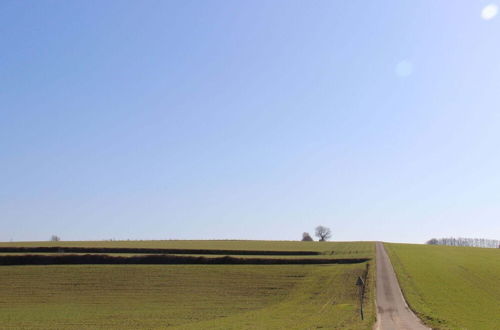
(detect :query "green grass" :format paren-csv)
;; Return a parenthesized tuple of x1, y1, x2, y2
(0, 253, 366, 260)
(0, 241, 375, 329)
(385, 243, 500, 330)
(0, 240, 374, 258)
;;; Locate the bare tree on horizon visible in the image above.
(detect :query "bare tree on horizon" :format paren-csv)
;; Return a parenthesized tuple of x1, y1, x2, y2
(315, 226, 331, 241)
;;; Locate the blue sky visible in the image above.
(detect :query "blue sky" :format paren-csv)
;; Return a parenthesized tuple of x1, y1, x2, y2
(1, 1, 499, 243)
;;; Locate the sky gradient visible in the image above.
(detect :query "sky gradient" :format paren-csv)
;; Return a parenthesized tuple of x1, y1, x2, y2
(1, 1, 499, 243)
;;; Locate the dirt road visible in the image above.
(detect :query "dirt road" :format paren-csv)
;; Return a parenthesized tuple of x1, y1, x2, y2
(375, 242, 429, 330)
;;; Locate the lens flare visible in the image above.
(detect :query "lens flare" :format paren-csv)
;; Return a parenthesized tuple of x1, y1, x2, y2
(481, 4, 498, 20)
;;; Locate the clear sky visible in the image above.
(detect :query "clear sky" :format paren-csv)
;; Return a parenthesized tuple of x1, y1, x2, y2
(1, 1, 499, 243)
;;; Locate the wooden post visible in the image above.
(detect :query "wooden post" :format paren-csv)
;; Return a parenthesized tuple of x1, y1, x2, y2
(356, 276, 364, 320)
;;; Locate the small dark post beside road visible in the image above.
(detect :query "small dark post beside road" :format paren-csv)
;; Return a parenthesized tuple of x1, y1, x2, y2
(356, 275, 365, 320)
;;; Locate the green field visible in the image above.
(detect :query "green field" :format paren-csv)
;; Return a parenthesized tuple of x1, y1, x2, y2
(0, 240, 373, 258)
(385, 243, 500, 330)
(0, 240, 373, 261)
(0, 240, 375, 329)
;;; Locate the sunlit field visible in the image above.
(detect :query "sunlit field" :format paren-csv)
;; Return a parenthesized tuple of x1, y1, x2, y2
(385, 243, 500, 330)
(0, 241, 375, 329)
(0, 240, 373, 258)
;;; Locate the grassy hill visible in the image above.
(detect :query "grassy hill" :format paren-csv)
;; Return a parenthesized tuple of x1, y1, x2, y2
(0, 240, 374, 258)
(385, 243, 500, 330)
(0, 240, 375, 329)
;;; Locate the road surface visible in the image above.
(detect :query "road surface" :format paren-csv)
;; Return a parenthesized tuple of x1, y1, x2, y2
(375, 242, 429, 330)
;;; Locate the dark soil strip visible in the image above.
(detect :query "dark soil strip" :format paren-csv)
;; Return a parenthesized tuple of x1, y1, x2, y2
(0, 247, 320, 256)
(0, 254, 370, 266)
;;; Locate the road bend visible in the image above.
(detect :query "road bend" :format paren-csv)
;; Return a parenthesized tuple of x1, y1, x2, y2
(375, 242, 429, 330)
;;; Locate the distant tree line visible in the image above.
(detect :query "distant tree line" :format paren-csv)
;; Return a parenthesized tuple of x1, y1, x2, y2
(426, 237, 500, 248)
